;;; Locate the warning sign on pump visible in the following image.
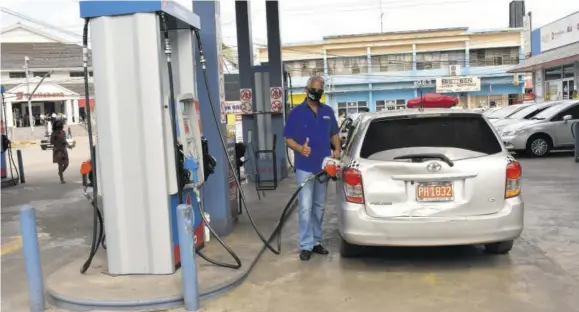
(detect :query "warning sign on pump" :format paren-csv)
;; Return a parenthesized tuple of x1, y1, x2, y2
(436, 76, 481, 93)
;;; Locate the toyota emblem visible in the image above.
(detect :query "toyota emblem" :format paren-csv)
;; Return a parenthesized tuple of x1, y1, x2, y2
(426, 162, 442, 172)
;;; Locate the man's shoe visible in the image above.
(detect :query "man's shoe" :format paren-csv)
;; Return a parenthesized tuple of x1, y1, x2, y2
(312, 245, 329, 255)
(299, 250, 312, 261)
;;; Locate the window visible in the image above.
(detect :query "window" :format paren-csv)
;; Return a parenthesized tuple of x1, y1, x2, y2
(69, 71, 94, 77)
(337, 101, 368, 117)
(469, 48, 519, 67)
(360, 115, 502, 159)
(370, 54, 413, 72)
(376, 99, 406, 111)
(32, 72, 51, 78)
(545, 67, 563, 81)
(553, 104, 579, 121)
(563, 64, 575, 78)
(415, 51, 466, 70)
(328, 56, 368, 75)
(9, 72, 26, 78)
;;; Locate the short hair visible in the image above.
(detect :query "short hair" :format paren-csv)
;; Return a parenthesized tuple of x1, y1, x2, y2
(306, 75, 325, 89)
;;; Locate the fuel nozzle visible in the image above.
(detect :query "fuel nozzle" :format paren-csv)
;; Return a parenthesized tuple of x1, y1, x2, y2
(321, 157, 341, 181)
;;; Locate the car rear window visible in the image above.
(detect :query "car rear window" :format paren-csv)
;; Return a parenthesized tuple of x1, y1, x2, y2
(360, 115, 503, 159)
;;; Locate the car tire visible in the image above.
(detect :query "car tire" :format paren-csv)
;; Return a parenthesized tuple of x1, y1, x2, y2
(41, 145, 47, 150)
(526, 134, 551, 157)
(340, 236, 363, 258)
(484, 240, 514, 255)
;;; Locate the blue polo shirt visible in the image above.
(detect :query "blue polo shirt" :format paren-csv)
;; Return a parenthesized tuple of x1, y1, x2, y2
(284, 101, 339, 173)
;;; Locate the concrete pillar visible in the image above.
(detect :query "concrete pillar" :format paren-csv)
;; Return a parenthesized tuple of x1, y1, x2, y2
(65, 99, 72, 124)
(5, 101, 14, 129)
(465, 41, 470, 67)
(367, 47, 373, 111)
(265, 0, 287, 179)
(73, 99, 80, 124)
(412, 44, 417, 71)
(574, 61, 579, 94)
(193, 0, 233, 236)
(235, 1, 257, 177)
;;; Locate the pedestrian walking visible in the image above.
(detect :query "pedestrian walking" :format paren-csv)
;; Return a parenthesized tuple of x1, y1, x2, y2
(283, 75, 341, 261)
(50, 120, 69, 184)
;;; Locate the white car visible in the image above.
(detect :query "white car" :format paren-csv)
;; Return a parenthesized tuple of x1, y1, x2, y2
(336, 109, 523, 257)
(486, 104, 532, 120)
(491, 101, 563, 132)
(500, 100, 579, 156)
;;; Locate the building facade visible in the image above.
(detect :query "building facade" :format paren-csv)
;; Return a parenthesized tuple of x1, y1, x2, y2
(258, 27, 527, 116)
(510, 11, 579, 102)
(1, 23, 95, 128)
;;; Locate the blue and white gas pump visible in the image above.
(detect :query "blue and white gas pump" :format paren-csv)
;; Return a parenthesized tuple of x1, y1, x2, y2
(79, 0, 208, 275)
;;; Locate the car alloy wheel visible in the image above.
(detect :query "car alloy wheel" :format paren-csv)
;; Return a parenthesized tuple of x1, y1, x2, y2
(530, 138, 549, 156)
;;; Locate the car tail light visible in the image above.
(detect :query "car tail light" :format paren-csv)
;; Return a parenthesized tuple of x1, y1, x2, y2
(505, 161, 522, 198)
(343, 168, 364, 204)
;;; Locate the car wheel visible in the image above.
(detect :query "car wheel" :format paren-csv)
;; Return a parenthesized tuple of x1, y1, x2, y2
(484, 240, 514, 255)
(340, 236, 362, 258)
(526, 135, 551, 157)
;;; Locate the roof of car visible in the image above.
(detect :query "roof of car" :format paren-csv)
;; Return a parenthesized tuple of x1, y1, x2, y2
(356, 108, 482, 124)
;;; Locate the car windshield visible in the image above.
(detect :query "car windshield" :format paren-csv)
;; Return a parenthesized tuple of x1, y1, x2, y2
(507, 104, 551, 119)
(487, 105, 525, 119)
(360, 114, 502, 161)
(531, 103, 569, 120)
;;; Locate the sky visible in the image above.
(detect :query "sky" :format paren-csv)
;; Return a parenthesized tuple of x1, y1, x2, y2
(1, 0, 578, 47)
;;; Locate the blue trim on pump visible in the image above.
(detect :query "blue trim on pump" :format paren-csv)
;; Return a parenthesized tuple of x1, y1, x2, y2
(79, 0, 200, 30)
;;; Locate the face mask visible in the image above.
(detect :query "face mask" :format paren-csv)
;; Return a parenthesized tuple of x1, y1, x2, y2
(307, 88, 324, 102)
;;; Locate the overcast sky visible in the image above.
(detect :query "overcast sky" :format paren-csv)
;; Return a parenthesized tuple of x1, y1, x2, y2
(1, 0, 578, 47)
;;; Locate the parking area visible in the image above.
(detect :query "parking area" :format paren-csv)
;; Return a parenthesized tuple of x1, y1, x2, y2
(1, 141, 579, 312)
(198, 153, 579, 312)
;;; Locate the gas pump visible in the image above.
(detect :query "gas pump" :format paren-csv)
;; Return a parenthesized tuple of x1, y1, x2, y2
(1, 85, 20, 187)
(78, 1, 212, 275)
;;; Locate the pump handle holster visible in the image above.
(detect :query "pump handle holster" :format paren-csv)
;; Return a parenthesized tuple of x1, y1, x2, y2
(1, 134, 10, 153)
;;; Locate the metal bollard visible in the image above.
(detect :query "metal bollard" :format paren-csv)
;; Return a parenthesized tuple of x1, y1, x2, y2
(19, 205, 45, 312)
(574, 122, 579, 163)
(176, 204, 200, 312)
(17, 149, 25, 183)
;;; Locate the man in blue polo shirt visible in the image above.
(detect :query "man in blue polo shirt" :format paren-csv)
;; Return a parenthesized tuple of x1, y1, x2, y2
(284, 75, 341, 261)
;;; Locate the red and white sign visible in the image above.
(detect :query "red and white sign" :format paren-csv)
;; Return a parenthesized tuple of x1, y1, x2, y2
(271, 100, 282, 113)
(240, 88, 252, 102)
(16, 92, 64, 100)
(270, 87, 283, 112)
(240, 102, 252, 114)
(270, 87, 282, 100)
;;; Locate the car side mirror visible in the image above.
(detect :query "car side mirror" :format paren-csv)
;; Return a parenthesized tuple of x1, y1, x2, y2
(563, 114, 572, 123)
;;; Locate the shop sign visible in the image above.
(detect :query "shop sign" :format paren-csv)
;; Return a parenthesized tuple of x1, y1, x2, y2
(414, 79, 435, 88)
(539, 11, 579, 52)
(15, 92, 65, 100)
(436, 76, 481, 93)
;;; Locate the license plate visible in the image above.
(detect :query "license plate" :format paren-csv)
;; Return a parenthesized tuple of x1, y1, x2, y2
(416, 182, 454, 202)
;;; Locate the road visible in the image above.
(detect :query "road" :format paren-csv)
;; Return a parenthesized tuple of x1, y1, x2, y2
(2, 140, 579, 311)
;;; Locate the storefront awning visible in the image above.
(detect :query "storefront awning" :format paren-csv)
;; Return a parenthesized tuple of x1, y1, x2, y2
(507, 42, 579, 73)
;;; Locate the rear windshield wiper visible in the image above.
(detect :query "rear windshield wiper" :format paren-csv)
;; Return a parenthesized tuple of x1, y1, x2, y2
(393, 153, 454, 167)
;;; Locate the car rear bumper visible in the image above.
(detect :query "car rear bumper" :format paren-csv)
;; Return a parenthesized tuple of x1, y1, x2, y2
(339, 198, 524, 247)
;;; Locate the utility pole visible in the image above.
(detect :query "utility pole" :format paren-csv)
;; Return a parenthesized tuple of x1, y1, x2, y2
(24, 56, 34, 133)
(379, 0, 384, 33)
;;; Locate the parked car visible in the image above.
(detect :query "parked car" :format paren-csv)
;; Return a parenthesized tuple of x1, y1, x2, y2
(500, 100, 579, 157)
(491, 101, 564, 132)
(483, 107, 501, 116)
(336, 109, 523, 257)
(485, 104, 532, 120)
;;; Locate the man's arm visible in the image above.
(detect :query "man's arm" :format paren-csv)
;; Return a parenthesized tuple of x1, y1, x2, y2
(286, 137, 303, 154)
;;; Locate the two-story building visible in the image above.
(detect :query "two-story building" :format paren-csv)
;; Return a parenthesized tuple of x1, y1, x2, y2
(1, 23, 94, 128)
(259, 27, 527, 116)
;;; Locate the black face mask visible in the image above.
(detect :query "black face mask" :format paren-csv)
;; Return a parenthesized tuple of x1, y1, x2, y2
(307, 88, 324, 102)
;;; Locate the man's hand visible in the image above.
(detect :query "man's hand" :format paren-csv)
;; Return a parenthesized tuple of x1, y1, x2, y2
(332, 149, 341, 159)
(300, 138, 311, 157)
